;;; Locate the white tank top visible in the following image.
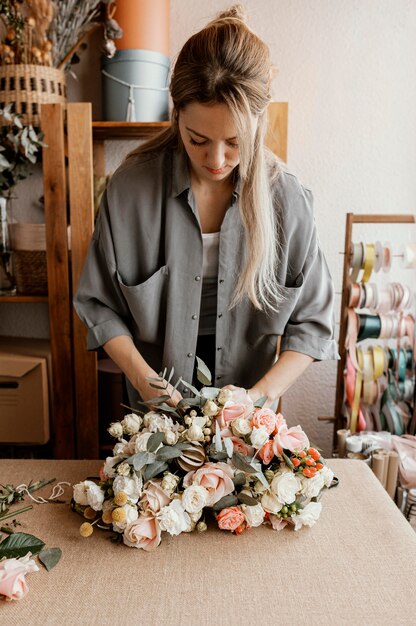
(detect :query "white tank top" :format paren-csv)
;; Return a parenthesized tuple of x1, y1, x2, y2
(202, 232, 220, 278)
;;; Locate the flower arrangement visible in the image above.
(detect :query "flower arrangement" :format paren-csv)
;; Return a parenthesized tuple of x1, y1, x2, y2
(72, 362, 336, 551)
(0, 0, 121, 69)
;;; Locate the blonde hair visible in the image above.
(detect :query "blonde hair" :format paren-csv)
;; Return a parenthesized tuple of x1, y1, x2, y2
(128, 5, 284, 312)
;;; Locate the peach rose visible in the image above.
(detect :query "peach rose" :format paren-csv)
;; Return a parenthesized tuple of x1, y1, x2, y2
(258, 440, 274, 464)
(183, 462, 235, 506)
(221, 429, 255, 457)
(273, 425, 310, 455)
(272, 412, 287, 435)
(123, 513, 161, 551)
(216, 506, 246, 532)
(251, 408, 277, 435)
(0, 553, 39, 601)
(139, 480, 171, 513)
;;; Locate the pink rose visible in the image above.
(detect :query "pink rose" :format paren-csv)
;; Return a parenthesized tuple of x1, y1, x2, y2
(251, 408, 277, 435)
(216, 506, 246, 532)
(221, 429, 255, 457)
(259, 440, 274, 464)
(268, 514, 289, 531)
(217, 404, 247, 428)
(123, 513, 161, 551)
(0, 553, 39, 601)
(273, 412, 287, 434)
(273, 425, 310, 455)
(183, 462, 235, 506)
(140, 480, 171, 513)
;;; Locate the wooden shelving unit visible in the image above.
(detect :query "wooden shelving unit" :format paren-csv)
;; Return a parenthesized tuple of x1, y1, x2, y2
(0, 295, 48, 302)
(92, 121, 170, 140)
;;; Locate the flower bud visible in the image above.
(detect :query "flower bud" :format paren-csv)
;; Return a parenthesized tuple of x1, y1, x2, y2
(202, 400, 219, 417)
(197, 521, 207, 532)
(80, 522, 93, 537)
(108, 422, 123, 439)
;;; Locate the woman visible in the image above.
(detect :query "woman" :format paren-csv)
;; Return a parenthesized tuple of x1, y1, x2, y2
(74, 5, 338, 410)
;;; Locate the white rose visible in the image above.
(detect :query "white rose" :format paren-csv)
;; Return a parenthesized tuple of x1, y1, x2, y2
(231, 417, 252, 437)
(112, 504, 139, 532)
(156, 499, 191, 536)
(85, 482, 105, 511)
(217, 388, 233, 405)
(73, 480, 93, 506)
(117, 462, 131, 477)
(121, 413, 143, 436)
(134, 432, 153, 453)
(103, 455, 125, 478)
(261, 492, 283, 514)
(182, 485, 209, 514)
(189, 509, 203, 523)
(242, 503, 265, 527)
(164, 430, 179, 445)
(186, 424, 205, 442)
(113, 474, 143, 503)
(300, 473, 325, 499)
(161, 473, 180, 494)
(113, 440, 129, 456)
(320, 466, 334, 488)
(292, 501, 322, 531)
(202, 400, 219, 417)
(250, 426, 270, 449)
(145, 413, 176, 433)
(108, 422, 123, 438)
(271, 471, 300, 505)
(253, 480, 268, 495)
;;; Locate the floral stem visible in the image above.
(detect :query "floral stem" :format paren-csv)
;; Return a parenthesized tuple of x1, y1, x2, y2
(0, 505, 33, 522)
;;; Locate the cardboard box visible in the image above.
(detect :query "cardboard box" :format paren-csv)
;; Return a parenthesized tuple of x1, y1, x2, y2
(0, 339, 51, 444)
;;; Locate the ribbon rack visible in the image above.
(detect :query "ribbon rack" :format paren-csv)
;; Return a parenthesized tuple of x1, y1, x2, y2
(326, 213, 416, 451)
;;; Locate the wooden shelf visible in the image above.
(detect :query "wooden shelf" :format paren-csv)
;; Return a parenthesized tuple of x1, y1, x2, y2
(0, 295, 48, 303)
(92, 121, 170, 141)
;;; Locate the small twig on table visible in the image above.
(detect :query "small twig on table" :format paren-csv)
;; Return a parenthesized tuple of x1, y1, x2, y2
(0, 505, 33, 523)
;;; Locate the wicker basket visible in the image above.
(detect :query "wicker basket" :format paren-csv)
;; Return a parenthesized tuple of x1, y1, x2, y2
(9, 223, 47, 295)
(0, 64, 66, 127)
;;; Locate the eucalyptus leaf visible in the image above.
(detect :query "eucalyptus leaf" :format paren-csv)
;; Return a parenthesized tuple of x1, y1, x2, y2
(233, 472, 246, 487)
(254, 471, 270, 491)
(0, 532, 45, 559)
(232, 452, 257, 474)
(145, 395, 171, 405)
(196, 357, 212, 385)
(156, 446, 183, 461)
(179, 380, 201, 397)
(254, 396, 267, 408)
(125, 451, 156, 471)
(215, 420, 223, 453)
(224, 437, 234, 458)
(269, 399, 279, 413)
(237, 493, 259, 506)
(212, 494, 238, 512)
(38, 547, 62, 572)
(175, 442, 198, 451)
(209, 451, 228, 461)
(147, 431, 165, 452)
(282, 451, 294, 470)
(143, 461, 169, 482)
(200, 387, 220, 399)
(167, 366, 174, 383)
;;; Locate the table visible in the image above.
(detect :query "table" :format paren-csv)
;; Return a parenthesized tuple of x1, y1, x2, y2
(1, 459, 416, 625)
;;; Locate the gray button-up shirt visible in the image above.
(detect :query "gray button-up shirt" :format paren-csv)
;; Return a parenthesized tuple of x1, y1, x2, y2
(74, 147, 338, 397)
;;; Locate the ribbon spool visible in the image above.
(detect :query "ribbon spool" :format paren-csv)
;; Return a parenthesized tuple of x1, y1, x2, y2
(400, 243, 416, 269)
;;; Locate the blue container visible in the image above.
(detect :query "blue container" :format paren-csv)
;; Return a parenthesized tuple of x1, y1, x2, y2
(102, 49, 170, 122)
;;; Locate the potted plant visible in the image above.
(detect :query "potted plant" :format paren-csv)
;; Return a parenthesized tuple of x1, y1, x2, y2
(0, 103, 44, 294)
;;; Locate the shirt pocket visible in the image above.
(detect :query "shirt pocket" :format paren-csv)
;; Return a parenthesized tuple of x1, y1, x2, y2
(117, 265, 169, 345)
(246, 273, 304, 346)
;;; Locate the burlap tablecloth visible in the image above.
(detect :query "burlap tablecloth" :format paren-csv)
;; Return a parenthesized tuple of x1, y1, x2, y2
(1, 459, 416, 625)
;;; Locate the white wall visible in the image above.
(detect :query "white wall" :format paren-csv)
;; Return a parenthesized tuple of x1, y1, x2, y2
(1, 0, 415, 454)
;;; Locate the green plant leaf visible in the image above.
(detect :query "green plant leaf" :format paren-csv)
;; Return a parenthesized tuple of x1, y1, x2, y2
(232, 452, 257, 474)
(224, 437, 234, 458)
(38, 547, 62, 571)
(155, 446, 183, 461)
(143, 461, 169, 482)
(0, 532, 45, 559)
(212, 494, 238, 512)
(147, 432, 165, 452)
(254, 396, 267, 408)
(196, 357, 212, 386)
(282, 451, 294, 470)
(125, 451, 156, 471)
(237, 493, 259, 506)
(233, 472, 246, 487)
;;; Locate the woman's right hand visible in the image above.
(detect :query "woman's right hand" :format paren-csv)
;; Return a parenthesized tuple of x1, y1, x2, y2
(135, 370, 184, 409)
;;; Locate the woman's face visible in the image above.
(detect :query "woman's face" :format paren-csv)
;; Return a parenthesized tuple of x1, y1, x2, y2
(178, 101, 241, 185)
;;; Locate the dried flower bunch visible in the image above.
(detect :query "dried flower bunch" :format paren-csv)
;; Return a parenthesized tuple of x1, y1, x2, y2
(0, 0, 121, 69)
(0, 103, 45, 196)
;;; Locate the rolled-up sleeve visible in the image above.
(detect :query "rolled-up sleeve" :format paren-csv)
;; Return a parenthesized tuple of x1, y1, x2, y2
(73, 191, 133, 350)
(278, 181, 339, 362)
